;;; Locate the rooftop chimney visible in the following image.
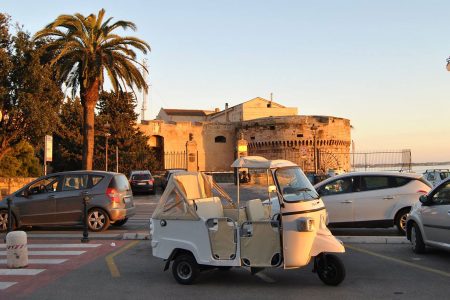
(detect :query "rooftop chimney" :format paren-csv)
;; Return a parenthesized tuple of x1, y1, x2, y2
(225, 103, 229, 110)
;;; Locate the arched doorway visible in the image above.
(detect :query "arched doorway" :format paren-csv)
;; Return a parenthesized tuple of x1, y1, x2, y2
(150, 135, 164, 170)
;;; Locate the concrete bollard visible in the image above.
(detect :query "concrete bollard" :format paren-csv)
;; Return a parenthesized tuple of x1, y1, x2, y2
(6, 231, 28, 268)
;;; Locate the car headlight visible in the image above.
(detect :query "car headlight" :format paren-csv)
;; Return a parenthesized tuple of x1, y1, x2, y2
(297, 217, 315, 232)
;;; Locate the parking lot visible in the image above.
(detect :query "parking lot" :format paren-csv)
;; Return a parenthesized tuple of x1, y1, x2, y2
(14, 240, 450, 300)
(1, 188, 449, 299)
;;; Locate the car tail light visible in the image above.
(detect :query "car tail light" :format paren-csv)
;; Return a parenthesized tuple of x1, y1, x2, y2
(149, 179, 154, 184)
(106, 188, 121, 203)
(417, 190, 428, 194)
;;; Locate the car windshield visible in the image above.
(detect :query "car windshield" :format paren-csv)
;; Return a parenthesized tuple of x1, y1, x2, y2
(440, 172, 450, 180)
(275, 167, 319, 202)
(132, 174, 151, 180)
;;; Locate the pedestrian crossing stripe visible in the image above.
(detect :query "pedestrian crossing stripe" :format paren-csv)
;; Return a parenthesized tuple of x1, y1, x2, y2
(0, 243, 101, 249)
(0, 269, 45, 275)
(0, 282, 17, 290)
(0, 250, 86, 256)
(0, 259, 68, 264)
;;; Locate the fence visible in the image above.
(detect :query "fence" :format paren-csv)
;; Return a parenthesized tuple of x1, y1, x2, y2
(164, 151, 187, 170)
(323, 149, 412, 172)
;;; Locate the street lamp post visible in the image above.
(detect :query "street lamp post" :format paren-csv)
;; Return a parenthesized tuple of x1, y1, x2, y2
(310, 124, 318, 174)
(104, 122, 111, 171)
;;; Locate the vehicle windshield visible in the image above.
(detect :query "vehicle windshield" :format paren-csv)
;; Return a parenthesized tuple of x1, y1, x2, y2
(132, 174, 151, 180)
(275, 167, 319, 202)
(440, 172, 450, 180)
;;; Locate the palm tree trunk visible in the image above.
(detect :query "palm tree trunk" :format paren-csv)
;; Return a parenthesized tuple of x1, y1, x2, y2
(81, 79, 99, 170)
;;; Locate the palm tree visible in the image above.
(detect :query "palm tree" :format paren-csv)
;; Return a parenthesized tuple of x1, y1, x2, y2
(34, 9, 150, 170)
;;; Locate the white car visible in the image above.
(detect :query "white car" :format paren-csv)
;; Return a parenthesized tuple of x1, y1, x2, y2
(313, 171, 431, 234)
(406, 178, 450, 253)
(423, 169, 450, 186)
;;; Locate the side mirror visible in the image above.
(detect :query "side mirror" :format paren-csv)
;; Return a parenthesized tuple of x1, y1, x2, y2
(268, 185, 277, 194)
(419, 194, 430, 205)
(23, 189, 29, 198)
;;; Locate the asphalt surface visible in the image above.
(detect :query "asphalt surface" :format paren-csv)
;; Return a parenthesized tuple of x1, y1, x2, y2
(18, 240, 450, 300)
(3, 185, 449, 299)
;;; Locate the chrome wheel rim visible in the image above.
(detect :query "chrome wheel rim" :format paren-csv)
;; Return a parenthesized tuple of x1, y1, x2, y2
(0, 212, 8, 231)
(400, 214, 407, 232)
(88, 211, 105, 230)
(177, 262, 192, 280)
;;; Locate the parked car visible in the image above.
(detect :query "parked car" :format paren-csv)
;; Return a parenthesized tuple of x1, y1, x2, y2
(129, 170, 155, 194)
(423, 169, 450, 186)
(314, 171, 432, 234)
(0, 171, 135, 232)
(406, 178, 450, 253)
(160, 169, 186, 191)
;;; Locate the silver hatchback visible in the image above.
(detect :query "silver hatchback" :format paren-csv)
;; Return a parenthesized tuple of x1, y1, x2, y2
(406, 178, 450, 253)
(0, 171, 135, 232)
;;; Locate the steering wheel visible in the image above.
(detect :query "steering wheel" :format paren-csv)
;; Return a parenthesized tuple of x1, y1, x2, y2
(39, 185, 48, 193)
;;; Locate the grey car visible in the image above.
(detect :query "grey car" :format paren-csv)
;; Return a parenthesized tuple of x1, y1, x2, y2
(406, 177, 450, 253)
(0, 171, 135, 232)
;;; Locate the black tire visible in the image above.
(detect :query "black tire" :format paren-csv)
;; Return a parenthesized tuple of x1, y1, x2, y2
(316, 254, 346, 286)
(395, 208, 410, 235)
(411, 223, 426, 254)
(0, 210, 16, 233)
(217, 266, 232, 271)
(87, 208, 110, 232)
(172, 254, 200, 285)
(112, 218, 128, 227)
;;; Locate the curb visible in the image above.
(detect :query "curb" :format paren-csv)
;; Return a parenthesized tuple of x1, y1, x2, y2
(337, 236, 409, 244)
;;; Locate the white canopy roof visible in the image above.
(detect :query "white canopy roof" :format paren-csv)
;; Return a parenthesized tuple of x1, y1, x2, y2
(231, 156, 297, 169)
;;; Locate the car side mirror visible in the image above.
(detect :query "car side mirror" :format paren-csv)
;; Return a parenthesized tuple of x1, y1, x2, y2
(419, 194, 430, 205)
(23, 189, 29, 198)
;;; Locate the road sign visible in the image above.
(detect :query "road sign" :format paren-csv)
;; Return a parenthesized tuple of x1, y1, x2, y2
(45, 135, 53, 162)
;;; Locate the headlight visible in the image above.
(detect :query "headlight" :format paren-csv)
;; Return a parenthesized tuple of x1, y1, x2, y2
(297, 217, 315, 232)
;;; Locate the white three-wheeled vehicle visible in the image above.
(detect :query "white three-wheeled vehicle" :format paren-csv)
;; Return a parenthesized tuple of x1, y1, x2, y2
(150, 156, 346, 285)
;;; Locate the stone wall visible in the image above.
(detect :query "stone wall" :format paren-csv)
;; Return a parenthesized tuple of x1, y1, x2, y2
(138, 121, 236, 171)
(0, 177, 36, 198)
(240, 115, 351, 173)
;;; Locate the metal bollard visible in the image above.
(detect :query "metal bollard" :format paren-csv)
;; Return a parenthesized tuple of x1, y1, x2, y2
(7, 197, 12, 233)
(6, 231, 28, 268)
(81, 192, 90, 243)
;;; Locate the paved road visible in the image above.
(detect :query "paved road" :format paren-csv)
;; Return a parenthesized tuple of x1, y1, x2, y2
(12, 241, 450, 300)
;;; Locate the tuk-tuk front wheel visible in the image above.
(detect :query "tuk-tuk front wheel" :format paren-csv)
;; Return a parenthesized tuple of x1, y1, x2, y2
(316, 254, 346, 286)
(172, 254, 199, 285)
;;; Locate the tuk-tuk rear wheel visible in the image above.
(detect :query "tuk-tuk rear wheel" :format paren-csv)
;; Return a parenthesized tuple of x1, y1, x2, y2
(172, 254, 199, 285)
(316, 254, 346, 286)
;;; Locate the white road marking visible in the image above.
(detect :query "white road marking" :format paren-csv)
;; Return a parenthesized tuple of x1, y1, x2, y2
(0, 244, 101, 249)
(26, 233, 119, 238)
(0, 282, 17, 290)
(0, 259, 68, 264)
(0, 269, 45, 275)
(0, 250, 85, 256)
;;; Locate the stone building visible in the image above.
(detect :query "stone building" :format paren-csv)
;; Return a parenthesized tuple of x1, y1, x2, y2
(138, 97, 351, 173)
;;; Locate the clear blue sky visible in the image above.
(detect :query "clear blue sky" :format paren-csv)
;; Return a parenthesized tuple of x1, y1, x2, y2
(4, 0, 450, 162)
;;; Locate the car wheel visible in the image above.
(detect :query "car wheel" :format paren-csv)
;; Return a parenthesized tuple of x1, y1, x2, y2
(316, 254, 346, 286)
(172, 254, 200, 285)
(0, 210, 16, 233)
(411, 223, 426, 254)
(112, 218, 128, 227)
(87, 208, 110, 232)
(395, 208, 410, 235)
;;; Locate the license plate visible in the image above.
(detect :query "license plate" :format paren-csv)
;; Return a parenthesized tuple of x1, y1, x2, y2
(124, 197, 131, 203)
(137, 182, 146, 185)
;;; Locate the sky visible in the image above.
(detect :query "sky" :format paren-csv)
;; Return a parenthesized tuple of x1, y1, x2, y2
(3, 0, 450, 163)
